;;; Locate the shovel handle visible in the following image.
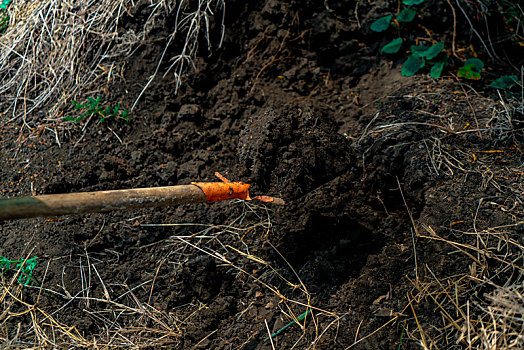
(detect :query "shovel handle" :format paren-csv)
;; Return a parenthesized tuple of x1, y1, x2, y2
(0, 185, 207, 220)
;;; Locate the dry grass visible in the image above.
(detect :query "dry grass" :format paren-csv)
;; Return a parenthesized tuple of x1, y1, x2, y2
(0, 255, 188, 348)
(354, 79, 524, 349)
(0, 201, 341, 348)
(402, 220, 524, 350)
(0, 0, 224, 129)
(133, 0, 225, 110)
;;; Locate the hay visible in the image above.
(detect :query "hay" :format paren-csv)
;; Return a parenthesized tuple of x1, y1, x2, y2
(0, 0, 224, 127)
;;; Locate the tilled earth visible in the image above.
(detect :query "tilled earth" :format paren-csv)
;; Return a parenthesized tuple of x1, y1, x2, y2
(1, 0, 523, 349)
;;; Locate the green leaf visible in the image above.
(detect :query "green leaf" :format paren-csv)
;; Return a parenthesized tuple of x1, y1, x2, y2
(411, 44, 429, 57)
(457, 58, 483, 80)
(381, 38, 403, 54)
(464, 58, 484, 70)
(425, 42, 444, 60)
(370, 15, 392, 32)
(489, 75, 518, 89)
(430, 61, 446, 78)
(457, 64, 481, 80)
(402, 55, 425, 77)
(410, 42, 444, 59)
(0, 0, 13, 10)
(397, 8, 416, 22)
(402, 0, 424, 4)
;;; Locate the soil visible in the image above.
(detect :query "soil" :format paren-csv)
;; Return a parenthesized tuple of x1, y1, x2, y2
(1, 0, 524, 349)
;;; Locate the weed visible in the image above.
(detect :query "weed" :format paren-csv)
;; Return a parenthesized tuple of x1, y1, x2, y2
(65, 97, 129, 123)
(0, 12, 7, 34)
(0, 0, 11, 34)
(371, 0, 521, 87)
(0, 256, 38, 285)
(457, 58, 519, 89)
(457, 58, 484, 80)
(0, 0, 12, 9)
(370, 0, 448, 78)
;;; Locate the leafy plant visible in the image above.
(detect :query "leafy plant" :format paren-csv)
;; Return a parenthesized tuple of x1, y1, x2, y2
(65, 97, 130, 123)
(411, 42, 444, 60)
(0, 0, 12, 34)
(402, 42, 447, 77)
(0, 0, 12, 10)
(0, 256, 38, 285)
(430, 61, 447, 79)
(370, 0, 448, 78)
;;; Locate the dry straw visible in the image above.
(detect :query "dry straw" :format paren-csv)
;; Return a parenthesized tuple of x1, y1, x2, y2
(0, 0, 224, 127)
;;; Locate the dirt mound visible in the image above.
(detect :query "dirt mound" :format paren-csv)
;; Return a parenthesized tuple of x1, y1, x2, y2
(1, 0, 523, 349)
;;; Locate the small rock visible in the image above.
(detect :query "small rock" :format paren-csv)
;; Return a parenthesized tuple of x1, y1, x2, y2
(156, 161, 177, 183)
(177, 104, 201, 121)
(130, 150, 142, 162)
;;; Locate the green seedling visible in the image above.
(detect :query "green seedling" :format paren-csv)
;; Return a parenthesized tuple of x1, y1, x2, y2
(0, 0, 12, 34)
(371, 0, 447, 78)
(0, 256, 38, 285)
(411, 42, 444, 60)
(457, 59, 518, 88)
(430, 61, 447, 78)
(65, 97, 130, 123)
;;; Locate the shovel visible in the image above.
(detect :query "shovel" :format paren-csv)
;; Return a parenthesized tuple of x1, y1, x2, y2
(0, 173, 284, 220)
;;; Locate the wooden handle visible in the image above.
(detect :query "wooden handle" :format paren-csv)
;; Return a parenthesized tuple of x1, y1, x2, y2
(0, 185, 207, 220)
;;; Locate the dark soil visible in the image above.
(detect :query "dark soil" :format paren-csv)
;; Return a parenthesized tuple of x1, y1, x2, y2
(1, 0, 523, 349)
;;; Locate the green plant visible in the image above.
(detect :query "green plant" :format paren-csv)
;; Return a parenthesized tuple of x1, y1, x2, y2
(0, 0, 12, 10)
(397, 8, 416, 23)
(0, 256, 38, 285)
(456, 58, 518, 89)
(65, 97, 130, 123)
(0, 0, 12, 34)
(457, 58, 484, 80)
(403, 42, 448, 77)
(370, 0, 449, 78)
(489, 75, 519, 89)
(0, 12, 8, 33)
